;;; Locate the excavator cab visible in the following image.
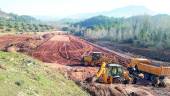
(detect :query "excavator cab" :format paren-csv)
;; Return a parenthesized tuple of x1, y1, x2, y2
(107, 64, 131, 84)
(89, 62, 131, 84)
(92, 52, 102, 61)
(107, 64, 123, 78)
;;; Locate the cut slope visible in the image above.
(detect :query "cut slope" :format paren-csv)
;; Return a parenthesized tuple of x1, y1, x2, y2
(0, 51, 88, 96)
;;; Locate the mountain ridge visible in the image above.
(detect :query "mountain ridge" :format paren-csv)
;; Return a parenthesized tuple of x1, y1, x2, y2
(69, 5, 156, 19)
(0, 9, 11, 18)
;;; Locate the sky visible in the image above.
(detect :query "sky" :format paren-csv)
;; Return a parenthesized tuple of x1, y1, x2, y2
(0, 0, 170, 17)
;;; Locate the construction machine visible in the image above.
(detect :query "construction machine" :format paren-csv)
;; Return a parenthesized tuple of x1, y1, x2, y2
(90, 58, 170, 87)
(83, 51, 170, 87)
(81, 52, 114, 66)
(91, 62, 133, 84)
(127, 58, 170, 87)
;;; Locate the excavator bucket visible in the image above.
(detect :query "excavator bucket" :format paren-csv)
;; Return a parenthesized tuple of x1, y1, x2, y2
(85, 76, 97, 83)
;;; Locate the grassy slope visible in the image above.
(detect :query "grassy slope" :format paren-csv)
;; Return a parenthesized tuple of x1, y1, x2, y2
(0, 51, 88, 96)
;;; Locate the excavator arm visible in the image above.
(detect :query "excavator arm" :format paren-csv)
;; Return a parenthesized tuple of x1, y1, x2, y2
(96, 62, 107, 78)
(90, 62, 108, 83)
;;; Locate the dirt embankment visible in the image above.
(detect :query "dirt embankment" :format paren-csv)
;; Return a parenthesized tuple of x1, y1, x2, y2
(31, 35, 131, 66)
(94, 41, 170, 62)
(0, 33, 55, 53)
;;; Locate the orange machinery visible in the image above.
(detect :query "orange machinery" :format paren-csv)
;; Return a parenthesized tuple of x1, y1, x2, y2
(127, 58, 170, 87)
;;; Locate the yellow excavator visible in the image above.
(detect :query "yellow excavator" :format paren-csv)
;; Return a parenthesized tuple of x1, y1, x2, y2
(90, 62, 135, 84)
(81, 52, 114, 66)
(91, 58, 170, 87)
(83, 51, 170, 86)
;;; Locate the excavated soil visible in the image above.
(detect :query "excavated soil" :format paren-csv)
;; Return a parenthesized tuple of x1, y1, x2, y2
(80, 83, 157, 96)
(31, 35, 131, 66)
(0, 34, 31, 50)
(0, 33, 54, 52)
(0, 34, 170, 96)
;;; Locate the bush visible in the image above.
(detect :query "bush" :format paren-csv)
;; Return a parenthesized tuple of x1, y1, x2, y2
(5, 28, 11, 31)
(15, 80, 24, 86)
(0, 26, 4, 29)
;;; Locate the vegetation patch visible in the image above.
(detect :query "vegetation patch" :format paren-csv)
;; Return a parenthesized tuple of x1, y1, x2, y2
(0, 51, 88, 96)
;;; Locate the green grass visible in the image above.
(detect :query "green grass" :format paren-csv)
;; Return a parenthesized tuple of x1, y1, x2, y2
(0, 32, 15, 36)
(0, 51, 89, 96)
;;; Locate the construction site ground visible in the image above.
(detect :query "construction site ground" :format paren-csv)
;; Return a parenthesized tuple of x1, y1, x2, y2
(0, 33, 170, 96)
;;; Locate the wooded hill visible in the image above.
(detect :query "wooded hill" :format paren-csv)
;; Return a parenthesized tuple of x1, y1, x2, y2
(71, 15, 170, 50)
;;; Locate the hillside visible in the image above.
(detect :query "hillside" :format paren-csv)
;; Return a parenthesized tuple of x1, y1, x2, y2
(72, 14, 170, 50)
(75, 15, 114, 28)
(0, 10, 53, 33)
(0, 9, 10, 18)
(0, 51, 88, 96)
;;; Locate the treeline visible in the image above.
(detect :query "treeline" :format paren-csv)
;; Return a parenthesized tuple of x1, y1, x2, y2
(0, 13, 53, 33)
(69, 15, 170, 50)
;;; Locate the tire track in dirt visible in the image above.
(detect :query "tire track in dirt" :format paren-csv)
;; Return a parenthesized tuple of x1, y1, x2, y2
(31, 35, 84, 64)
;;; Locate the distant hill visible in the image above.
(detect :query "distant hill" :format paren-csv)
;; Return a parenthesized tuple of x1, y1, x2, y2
(57, 18, 81, 25)
(102, 5, 155, 17)
(75, 14, 170, 29)
(75, 15, 114, 28)
(70, 5, 155, 19)
(0, 9, 11, 18)
(0, 9, 53, 33)
(0, 9, 38, 22)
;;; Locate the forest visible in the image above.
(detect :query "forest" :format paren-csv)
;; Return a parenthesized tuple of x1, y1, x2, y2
(69, 15, 170, 50)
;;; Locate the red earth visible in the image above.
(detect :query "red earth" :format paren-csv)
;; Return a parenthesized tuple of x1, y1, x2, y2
(31, 35, 131, 66)
(0, 34, 32, 50)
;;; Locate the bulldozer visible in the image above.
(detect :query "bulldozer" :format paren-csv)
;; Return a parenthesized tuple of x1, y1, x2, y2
(90, 62, 133, 84)
(81, 52, 114, 66)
